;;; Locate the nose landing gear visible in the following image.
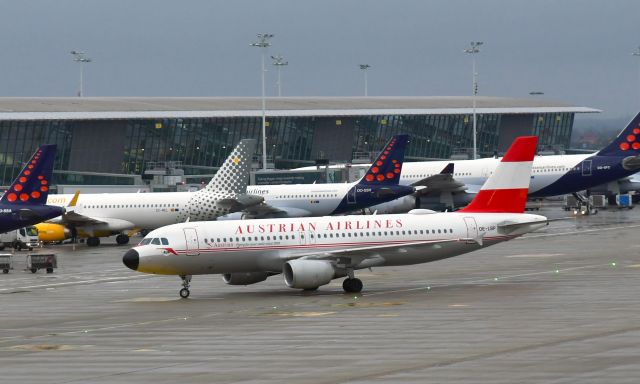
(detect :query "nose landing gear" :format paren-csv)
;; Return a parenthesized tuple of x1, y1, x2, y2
(179, 275, 192, 298)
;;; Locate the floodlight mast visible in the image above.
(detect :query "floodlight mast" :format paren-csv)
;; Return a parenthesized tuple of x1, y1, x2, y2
(359, 64, 371, 96)
(271, 55, 288, 97)
(463, 41, 483, 159)
(633, 46, 640, 107)
(71, 51, 92, 97)
(250, 33, 274, 170)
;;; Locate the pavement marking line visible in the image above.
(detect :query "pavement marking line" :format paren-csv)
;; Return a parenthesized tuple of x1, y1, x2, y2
(521, 223, 640, 240)
(0, 274, 157, 292)
(505, 253, 565, 258)
(0, 316, 192, 345)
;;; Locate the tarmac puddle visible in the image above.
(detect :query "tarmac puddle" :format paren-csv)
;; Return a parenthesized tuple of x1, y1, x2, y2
(114, 297, 177, 303)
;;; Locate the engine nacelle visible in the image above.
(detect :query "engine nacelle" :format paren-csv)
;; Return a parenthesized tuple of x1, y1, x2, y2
(222, 272, 270, 285)
(283, 259, 336, 289)
(367, 195, 417, 214)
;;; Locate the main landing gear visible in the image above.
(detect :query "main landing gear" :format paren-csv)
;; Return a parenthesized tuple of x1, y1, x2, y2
(342, 269, 363, 293)
(115, 234, 130, 245)
(179, 275, 192, 298)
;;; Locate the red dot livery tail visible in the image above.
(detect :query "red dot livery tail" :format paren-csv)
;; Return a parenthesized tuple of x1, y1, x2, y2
(459, 136, 538, 213)
(1, 144, 57, 205)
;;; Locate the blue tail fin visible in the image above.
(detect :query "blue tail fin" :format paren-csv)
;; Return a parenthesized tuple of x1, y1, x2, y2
(597, 112, 640, 156)
(359, 134, 409, 186)
(1, 144, 57, 205)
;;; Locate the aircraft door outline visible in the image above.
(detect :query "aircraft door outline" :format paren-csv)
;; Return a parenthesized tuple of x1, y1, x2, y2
(463, 217, 478, 240)
(582, 160, 592, 176)
(347, 187, 356, 204)
(183, 228, 200, 256)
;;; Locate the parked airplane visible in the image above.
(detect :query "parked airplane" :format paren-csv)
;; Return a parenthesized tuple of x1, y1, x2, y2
(0, 144, 65, 232)
(298, 112, 640, 213)
(123, 136, 547, 298)
(221, 135, 416, 219)
(43, 139, 262, 246)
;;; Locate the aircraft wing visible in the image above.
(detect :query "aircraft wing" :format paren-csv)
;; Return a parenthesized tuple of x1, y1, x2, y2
(216, 194, 264, 211)
(410, 163, 467, 196)
(241, 203, 313, 219)
(56, 211, 110, 226)
(283, 239, 461, 269)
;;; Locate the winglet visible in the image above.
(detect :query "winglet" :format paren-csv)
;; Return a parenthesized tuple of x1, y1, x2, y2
(68, 190, 80, 207)
(359, 134, 409, 186)
(1, 144, 57, 205)
(205, 139, 257, 194)
(441, 162, 454, 175)
(459, 136, 538, 213)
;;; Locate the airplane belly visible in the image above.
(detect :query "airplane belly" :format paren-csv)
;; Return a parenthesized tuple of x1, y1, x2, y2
(378, 241, 472, 266)
(140, 248, 279, 275)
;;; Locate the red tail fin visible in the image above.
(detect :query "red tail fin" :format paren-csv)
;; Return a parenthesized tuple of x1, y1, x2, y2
(459, 136, 538, 213)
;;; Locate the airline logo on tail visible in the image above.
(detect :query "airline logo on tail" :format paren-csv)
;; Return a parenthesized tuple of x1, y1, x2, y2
(460, 136, 538, 213)
(597, 112, 640, 156)
(360, 134, 408, 186)
(205, 139, 257, 194)
(1, 144, 56, 205)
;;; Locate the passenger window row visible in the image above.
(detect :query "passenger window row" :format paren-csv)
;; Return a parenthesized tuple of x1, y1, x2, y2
(209, 228, 455, 243)
(275, 194, 338, 199)
(86, 203, 180, 209)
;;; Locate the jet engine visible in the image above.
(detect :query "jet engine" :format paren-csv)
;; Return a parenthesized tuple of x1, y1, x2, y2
(283, 259, 337, 289)
(222, 272, 271, 285)
(367, 195, 417, 214)
(35, 223, 71, 242)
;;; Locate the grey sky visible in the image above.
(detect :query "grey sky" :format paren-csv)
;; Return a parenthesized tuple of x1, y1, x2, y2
(1, 0, 639, 121)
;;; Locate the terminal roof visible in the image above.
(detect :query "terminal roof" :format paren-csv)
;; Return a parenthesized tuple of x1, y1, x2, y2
(0, 96, 599, 120)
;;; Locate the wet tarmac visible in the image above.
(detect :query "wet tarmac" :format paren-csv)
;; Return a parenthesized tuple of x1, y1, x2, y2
(1, 206, 639, 383)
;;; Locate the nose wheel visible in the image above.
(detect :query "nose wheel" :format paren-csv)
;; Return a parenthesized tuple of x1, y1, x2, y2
(342, 277, 363, 293)
(179, 275, 192, 298)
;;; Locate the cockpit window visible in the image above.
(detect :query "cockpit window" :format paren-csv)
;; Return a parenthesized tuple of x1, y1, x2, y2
(140, 238, 151, 245)
(161, 238, 169, 245)
(151, 238, 161, 245)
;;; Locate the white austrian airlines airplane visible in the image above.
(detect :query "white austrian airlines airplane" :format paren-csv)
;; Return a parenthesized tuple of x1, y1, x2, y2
(222, 135, 416, 219)
(298, 112, 640, 213)
(42, 139, 262, 246)
(123, 136, 548, 298)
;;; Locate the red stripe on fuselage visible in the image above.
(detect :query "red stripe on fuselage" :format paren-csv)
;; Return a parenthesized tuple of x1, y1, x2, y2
(459, 188, 529, 213)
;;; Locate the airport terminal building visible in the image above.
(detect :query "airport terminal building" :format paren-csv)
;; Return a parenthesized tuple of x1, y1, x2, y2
(0, 96, 598, 187)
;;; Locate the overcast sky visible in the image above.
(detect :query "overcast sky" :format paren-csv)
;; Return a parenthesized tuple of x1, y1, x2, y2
(1, 0, 639, 121)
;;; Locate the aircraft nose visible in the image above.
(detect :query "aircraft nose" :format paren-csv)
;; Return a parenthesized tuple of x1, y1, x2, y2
(122, 249, 139, 271)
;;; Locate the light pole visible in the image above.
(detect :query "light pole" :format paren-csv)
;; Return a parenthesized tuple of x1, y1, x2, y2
(71, 51, 92, 97)
(251, 34, 274, 170)
(359, 64, 371, 96)
(271, 54, 288, 97)
(464, 41, 483, 159)
(633, 46, 640, 106)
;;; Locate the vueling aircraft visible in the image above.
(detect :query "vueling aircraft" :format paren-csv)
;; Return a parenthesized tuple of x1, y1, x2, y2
(40, 139, 262, 246)
(0, 144, 64, 232)
(299, 112, 640, 213)
(123, 136, 547, 298)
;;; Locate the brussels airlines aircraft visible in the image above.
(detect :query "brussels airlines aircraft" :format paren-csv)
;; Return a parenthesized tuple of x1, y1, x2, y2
(298, 112, 640, 212)
(0, 144, 65, 232)
(123, 136, 547, 298)
(43, 139, 262, 246)
(221, 135, 415, 219)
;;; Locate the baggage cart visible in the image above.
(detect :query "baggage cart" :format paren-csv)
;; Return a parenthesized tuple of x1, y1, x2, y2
(0, 253, 12, 274)
(616, 193, 633, 209)
(26, 253, 57, 274)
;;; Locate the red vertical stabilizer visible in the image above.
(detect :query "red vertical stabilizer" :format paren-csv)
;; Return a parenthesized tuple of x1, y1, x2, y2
(459, 136, 538, 213)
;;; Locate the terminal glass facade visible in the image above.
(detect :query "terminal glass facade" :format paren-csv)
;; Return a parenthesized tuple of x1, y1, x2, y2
(0, 112, 575, 186)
